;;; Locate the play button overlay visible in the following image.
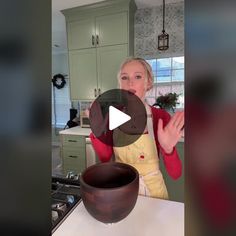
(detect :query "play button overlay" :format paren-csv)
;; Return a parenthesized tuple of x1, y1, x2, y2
(89, 89, 147, 147)
(109, 106, 131, 130)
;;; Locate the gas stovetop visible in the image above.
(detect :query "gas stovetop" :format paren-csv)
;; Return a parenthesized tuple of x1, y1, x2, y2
(51, 173, 81, 233)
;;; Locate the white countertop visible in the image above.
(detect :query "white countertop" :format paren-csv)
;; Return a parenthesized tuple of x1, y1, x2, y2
(59, 126, 184, 142)
(53, 195, 184, 236)
(59, 126, 91, 136)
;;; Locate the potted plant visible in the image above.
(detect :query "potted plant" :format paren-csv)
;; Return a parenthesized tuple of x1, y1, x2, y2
(153, 92, 180, 113)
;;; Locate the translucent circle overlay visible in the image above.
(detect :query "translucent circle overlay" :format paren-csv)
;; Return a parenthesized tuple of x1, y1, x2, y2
(89, 89, 147, 147)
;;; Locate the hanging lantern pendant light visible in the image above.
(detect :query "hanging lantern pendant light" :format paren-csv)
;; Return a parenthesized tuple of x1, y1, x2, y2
(158, 0, 169, 51)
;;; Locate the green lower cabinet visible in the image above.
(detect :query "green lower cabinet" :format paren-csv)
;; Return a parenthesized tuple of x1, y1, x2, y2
(63, 134, 85, 147)
(160, 142, 184, 203)
(62, 147, 86, 175)
(61, 134, 87, 175)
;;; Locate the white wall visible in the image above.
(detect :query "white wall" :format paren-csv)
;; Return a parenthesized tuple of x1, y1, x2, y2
(52, 52, 69, 76)
(52, 52, 71, 128)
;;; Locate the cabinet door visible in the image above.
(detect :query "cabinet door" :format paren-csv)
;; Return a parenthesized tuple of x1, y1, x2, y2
(62, 147, 86, 175)
(69, 48, 97, 100)
(97, 44, 128, 93)
(159, 142, 184, 203)
(67, 19, 95, 50)
(96, 12, 128, 47)
(62, 135, 85, 147)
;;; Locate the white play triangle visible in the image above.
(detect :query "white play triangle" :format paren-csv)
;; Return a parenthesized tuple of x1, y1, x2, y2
(109, 106, 131, 131)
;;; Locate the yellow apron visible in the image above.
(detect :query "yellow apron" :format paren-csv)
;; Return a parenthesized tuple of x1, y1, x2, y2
(113, 105, 168, 199)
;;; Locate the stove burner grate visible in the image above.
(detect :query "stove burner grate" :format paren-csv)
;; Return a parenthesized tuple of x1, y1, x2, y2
(51, 176, 81, 233)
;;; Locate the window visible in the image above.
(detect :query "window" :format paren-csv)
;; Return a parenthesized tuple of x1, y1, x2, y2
(145, 56, 184, 108)
(52, 79, 71, 128)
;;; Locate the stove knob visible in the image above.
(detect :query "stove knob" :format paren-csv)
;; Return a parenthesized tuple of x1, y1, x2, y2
(67, 195, 75, 204)
(52, 210, 59, 221)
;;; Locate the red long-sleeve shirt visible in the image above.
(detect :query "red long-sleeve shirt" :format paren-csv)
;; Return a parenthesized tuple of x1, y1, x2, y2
(90, 106, 182, 180)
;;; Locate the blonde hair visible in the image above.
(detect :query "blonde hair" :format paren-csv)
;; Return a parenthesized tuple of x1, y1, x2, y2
(117, 57, 154, 91)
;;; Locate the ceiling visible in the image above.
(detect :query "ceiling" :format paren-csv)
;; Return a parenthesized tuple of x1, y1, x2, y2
(52, 0, 183, 54)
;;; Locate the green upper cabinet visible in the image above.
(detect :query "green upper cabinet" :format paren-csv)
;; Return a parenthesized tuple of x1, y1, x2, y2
(62, 0, 137, 100)
(95, 12, 128, 47)
(69, 45, 127, 100)
(69, 49, 97, 100)
(67, 12, 128, 50)
(67, 19, 95, 50)
(97, 44, 128, 93)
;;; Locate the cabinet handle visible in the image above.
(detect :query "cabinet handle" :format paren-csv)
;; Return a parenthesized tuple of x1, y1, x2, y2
(98, 88, 101, 95)
(92, 35, 95, 46)
(94, 88, 97, 97)
(69, 155, 78, 158)
(68, 140, 77, 142)
(96, 35, 99, 45)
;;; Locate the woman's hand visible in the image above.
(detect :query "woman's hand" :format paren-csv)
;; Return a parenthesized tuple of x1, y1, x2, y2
(157, 111, 184, 154)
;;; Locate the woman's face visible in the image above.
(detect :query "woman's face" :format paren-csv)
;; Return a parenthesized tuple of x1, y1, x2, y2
(119, 61, 150, 100)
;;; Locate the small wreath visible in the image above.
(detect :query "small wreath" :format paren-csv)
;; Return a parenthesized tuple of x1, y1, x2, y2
(52, 74, 66, 89)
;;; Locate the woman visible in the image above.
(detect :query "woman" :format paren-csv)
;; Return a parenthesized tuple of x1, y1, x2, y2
(89, 57, 184, 199)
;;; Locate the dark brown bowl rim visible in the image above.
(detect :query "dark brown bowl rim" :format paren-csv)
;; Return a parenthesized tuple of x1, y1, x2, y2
(80, 162, 139, 190)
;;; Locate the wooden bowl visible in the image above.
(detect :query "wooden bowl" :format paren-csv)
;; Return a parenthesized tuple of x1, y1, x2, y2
(80, 162, 139, 223)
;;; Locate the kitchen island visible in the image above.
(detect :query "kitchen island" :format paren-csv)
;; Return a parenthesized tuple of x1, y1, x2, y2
(53, 195, 184, 236)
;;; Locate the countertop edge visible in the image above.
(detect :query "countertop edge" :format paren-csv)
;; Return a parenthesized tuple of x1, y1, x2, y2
(59, 126, 185, 142)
